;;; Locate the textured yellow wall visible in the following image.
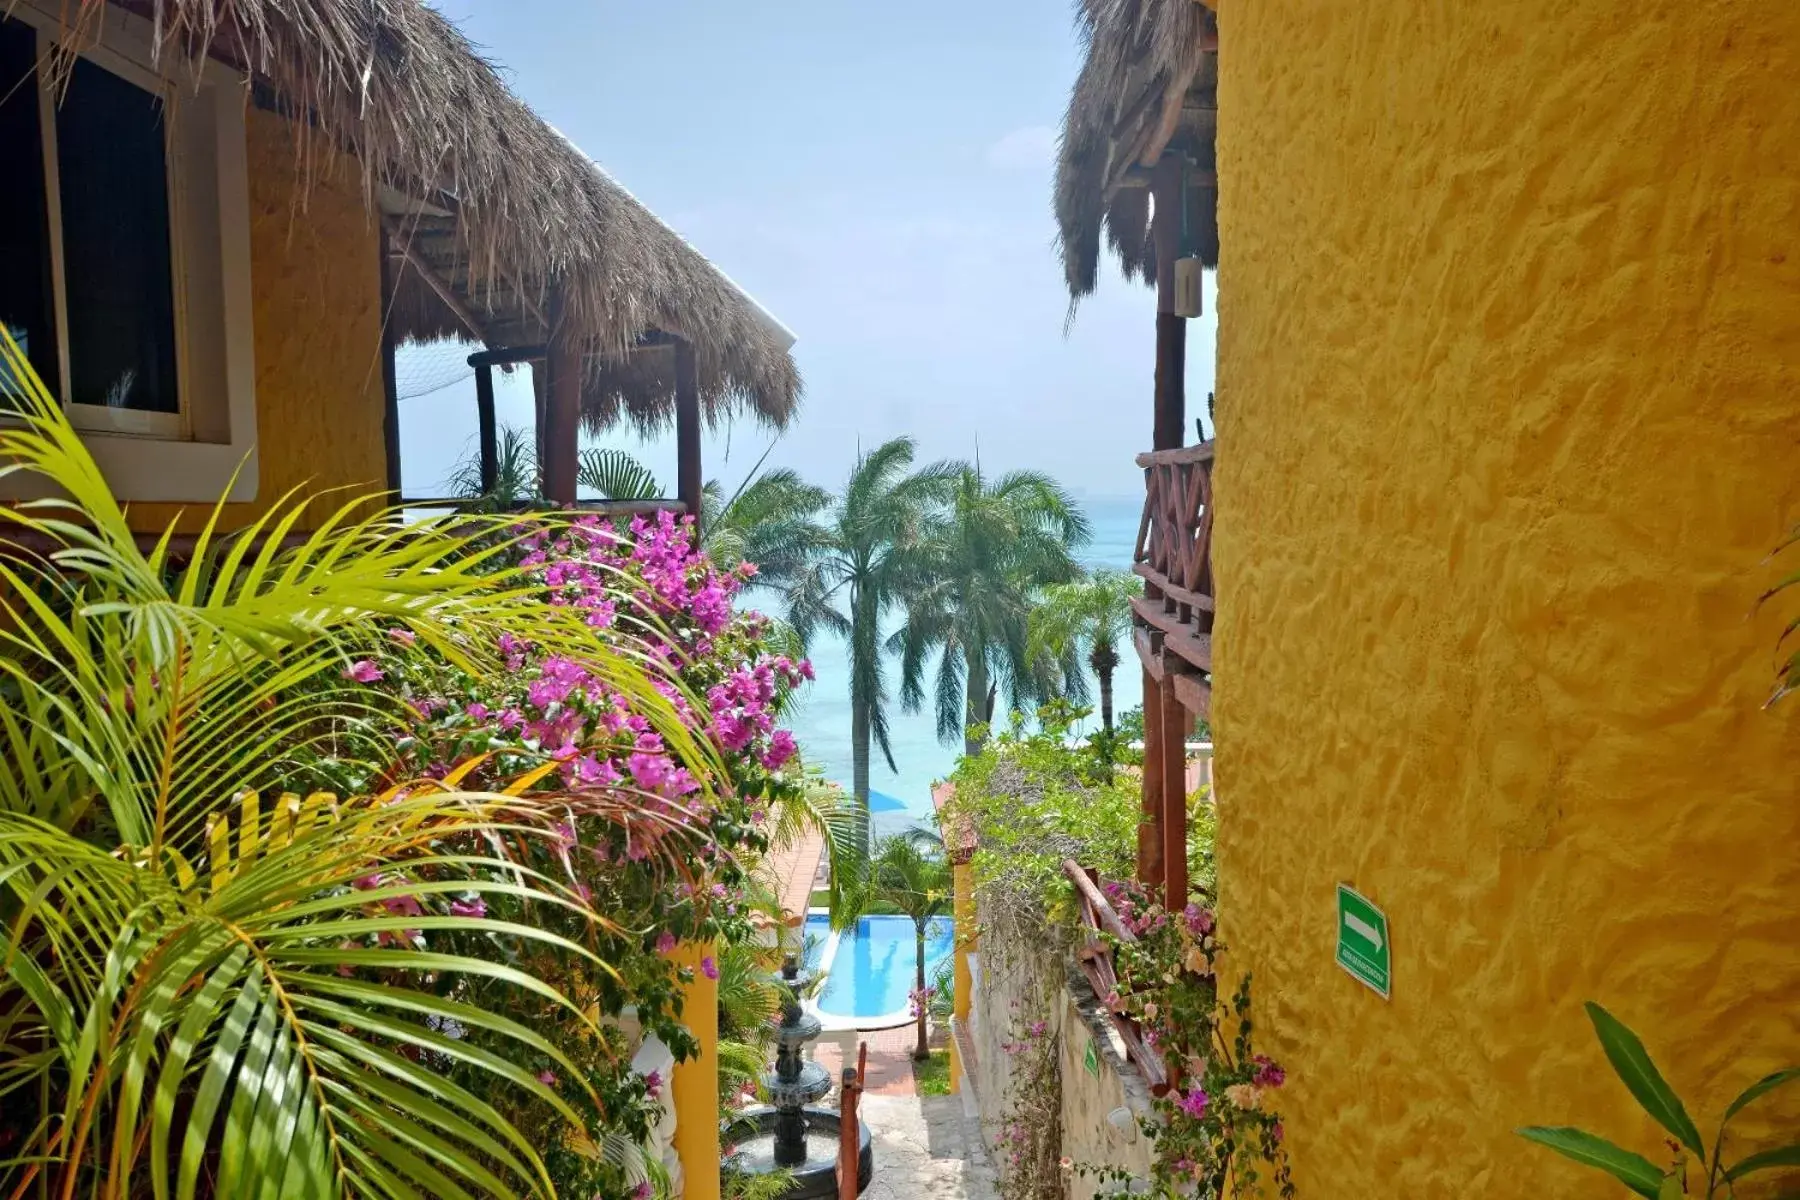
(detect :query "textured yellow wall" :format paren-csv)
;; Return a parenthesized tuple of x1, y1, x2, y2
(129, 107, 386, 532)
(1210, 1, 1800, 1196)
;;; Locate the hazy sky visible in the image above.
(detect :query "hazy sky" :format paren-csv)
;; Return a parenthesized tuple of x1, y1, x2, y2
(398, 0, 1218, 503)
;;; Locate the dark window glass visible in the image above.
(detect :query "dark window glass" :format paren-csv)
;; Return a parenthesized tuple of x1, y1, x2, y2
(57, 54, 178, 414)
(0, 17, 58, 402)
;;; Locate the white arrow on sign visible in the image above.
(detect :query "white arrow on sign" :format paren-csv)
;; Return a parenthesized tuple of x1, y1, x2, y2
(1344, 912, 1383, 950)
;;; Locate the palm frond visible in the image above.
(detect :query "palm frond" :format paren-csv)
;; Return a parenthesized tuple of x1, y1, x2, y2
(577, 448, 663, 500)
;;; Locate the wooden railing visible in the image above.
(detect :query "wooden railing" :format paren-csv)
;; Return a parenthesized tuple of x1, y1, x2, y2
(1062, 858, 1170, 1095)
(400, 497, 689, 517)
(1132, 442, 1214, 677)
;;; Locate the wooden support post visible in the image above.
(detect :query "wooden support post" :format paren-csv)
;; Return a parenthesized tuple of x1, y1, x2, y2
(1160, 673, 1191, 909)
(1138, 665, 1165, 894)
(1151, 154, 1186, 452)
(474, 362, 498, 495)
(378, 227, 402, 498)
(543, 290, 580, 507)
(838, 1042, 866, 1200)
(673, 336, 703, 541)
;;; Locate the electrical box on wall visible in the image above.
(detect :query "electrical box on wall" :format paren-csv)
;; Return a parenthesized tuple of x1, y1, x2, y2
(1174, 256, 1204, 318)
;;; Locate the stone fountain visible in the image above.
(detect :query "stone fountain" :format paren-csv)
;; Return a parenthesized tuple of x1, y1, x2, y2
(723, 955, 872, 1198)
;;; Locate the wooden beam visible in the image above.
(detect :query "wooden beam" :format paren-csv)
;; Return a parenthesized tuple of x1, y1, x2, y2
(474, 363, 498, 494)
(1132, 566, 1215, 614)
(1132, 597, 1214, 672)
(1172, 672, 1211, 723)
(1134, 626, 1165, 679)
(1160, 673, 1191, 908)
(1138, 666, 1166, 894)
(542, 289, 580, 507)
(382, 215, 487, 345)
(467, 345, 546, 369)
(673, 337, 703, 542)
(378, 226, 402, 498)
(1152, 154, 1187, 451)
(1139, 74, 1195, 168)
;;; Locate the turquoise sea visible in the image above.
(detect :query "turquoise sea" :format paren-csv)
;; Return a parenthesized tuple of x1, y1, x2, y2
(766, 494, 1143, 836)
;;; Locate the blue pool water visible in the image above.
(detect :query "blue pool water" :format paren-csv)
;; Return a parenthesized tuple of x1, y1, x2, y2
(804, 913, 955, 1020)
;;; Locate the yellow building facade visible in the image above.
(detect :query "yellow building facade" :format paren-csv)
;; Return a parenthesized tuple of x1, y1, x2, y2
(1210, 1, 1800, 1195)
(128, 107, 387, 534)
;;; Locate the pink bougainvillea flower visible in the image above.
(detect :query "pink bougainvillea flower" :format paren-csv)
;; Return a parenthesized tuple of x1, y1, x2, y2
(381, 894, 424, 918)
(700, 955, 719, 980)
(655, 931, 678, 954)
(448, 897, 487, 919)
(644, 1069, 663, 1099)
(385, 627, 417, 646)
(341, 660, 383, 683)
(1252, 1054, 1286, 1089)
(762, 728, 799, 770)
(1178, 1087, 1209, 1118)
(537, 1070, 558, 1087)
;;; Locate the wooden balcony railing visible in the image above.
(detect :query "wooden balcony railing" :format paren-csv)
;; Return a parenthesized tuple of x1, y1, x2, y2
(1062, 858, 1170, 1096)
(1131, 442, 1213, 909)
(1132, 441, 1214, 679)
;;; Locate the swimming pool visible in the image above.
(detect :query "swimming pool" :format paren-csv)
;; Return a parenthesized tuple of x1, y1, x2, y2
(804, 912, 954, 1023)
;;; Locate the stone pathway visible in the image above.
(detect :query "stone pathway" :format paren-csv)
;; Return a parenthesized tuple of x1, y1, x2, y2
(811, 1025, 999, 1200)
(859, 1091, 997, 1200)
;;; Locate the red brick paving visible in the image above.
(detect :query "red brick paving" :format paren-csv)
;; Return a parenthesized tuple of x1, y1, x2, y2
(812, 1024, 939, 1097)
(761, 828, 824, 925)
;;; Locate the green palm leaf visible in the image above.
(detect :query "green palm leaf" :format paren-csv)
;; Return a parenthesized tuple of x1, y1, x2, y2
(577, 448, 663, 500)
(0, 329, 712, 1198)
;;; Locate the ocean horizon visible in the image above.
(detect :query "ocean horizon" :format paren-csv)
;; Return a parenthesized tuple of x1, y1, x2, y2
(759, 493, 1145, 836)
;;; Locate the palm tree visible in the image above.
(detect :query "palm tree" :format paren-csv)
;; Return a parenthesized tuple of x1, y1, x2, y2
(841, 832, 951, 1060)
(1029, 569, 1139, 735)
(702, 463, 832, 584)
(897, 464, 1090, 757)
(0, 332, 705, 1198)
(764, 438, 952, 848)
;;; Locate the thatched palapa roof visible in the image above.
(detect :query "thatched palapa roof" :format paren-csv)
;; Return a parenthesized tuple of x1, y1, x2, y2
(1055, 0, 1219, 305)
(99, 0, 800, 432)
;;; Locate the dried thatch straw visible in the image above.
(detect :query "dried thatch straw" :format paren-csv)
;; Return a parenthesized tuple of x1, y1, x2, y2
(1055, 0, 1218, 306)
(88, 0, 801, 431)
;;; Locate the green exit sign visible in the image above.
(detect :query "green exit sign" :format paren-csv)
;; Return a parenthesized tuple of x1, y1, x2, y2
(1335, 884, 1390, 999)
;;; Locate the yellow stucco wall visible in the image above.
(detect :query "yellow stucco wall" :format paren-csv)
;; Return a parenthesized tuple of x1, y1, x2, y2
(128, 107, 386, 533)
(1211, 2, 1800, 1196)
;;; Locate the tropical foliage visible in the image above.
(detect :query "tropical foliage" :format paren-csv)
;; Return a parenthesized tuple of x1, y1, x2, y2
(0, 328, 822, 1199)
(446, 423, 539, 507)
(446, 426, 665, 506)
(1085, 881, 1293, 1200)
(1519, 1004, 1800, 1198)
(1029, 568, 1138, 736)
(0, 332, 703, 1198)
(352, 507, 817, 1199)
(837, 833, 951, 1059)
(897, 463, 1089, 756)
(754, 437, 952, 841)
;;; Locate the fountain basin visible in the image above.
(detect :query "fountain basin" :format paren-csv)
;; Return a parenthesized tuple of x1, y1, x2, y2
(725, 1106, 872, 1198)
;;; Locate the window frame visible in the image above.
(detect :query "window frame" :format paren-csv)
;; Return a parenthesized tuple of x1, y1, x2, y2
(2, 1, 258, 504)
(35, 33, 190, 440)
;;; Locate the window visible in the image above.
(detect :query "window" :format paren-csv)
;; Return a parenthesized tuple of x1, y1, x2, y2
(0, 4, 258, 502)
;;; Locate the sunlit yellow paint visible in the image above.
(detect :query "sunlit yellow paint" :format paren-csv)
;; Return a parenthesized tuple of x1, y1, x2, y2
(950, 859, 976, 1093)
(1210, 1, 1800, 1195)
(669, 940, 721, 1200)
(129, 107, 385, 532)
